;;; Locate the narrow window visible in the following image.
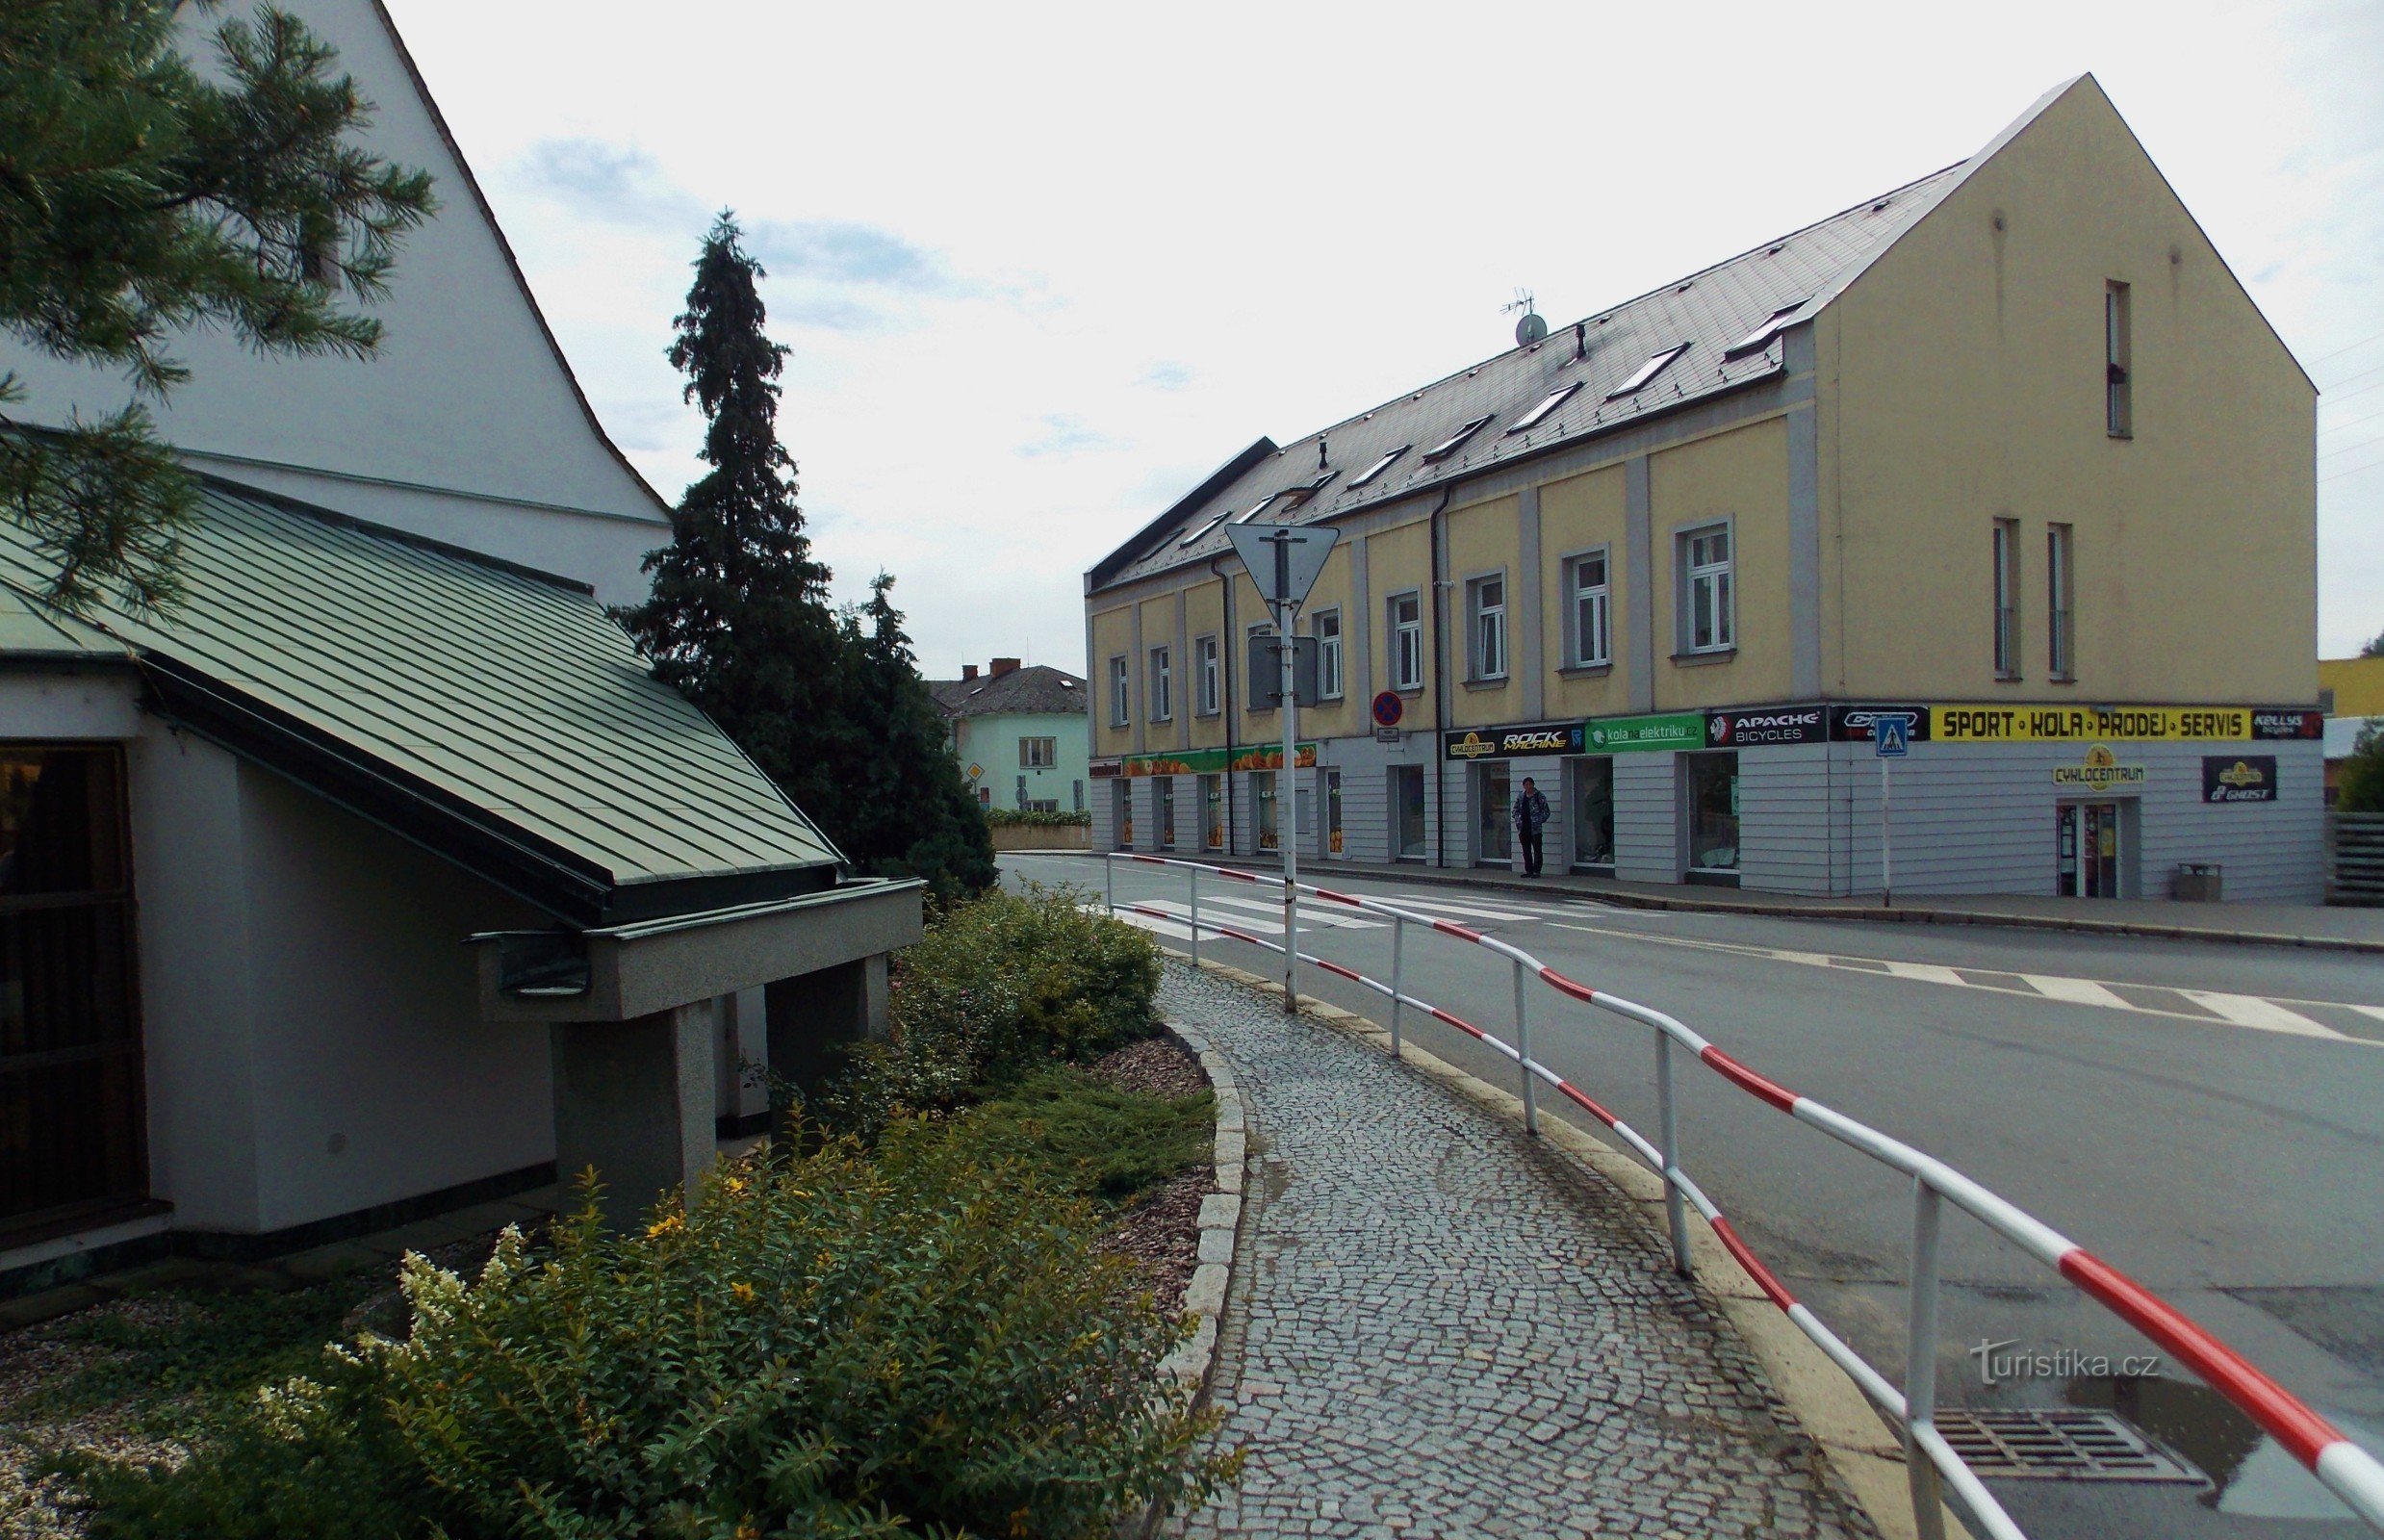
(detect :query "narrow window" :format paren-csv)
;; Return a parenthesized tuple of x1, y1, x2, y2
(1312, 608, 1344, 699)
(1108, 655, 1129, 726)
(1991, 519, 2019, 679)
(1195, 634, 1220, 714)
(2048, 524, 2075, 680)
(1680, 526, 1734, 653)
(1015, 774, 1027, 807)
(1072, 779, 1085, 812)
(1148, 645, 1172, 721)
(1569, 550, 1611, 667)
(1389, 592, 1423, 689)
(1470, 576, 1507, 680)
(2105, 282, 2132, 438)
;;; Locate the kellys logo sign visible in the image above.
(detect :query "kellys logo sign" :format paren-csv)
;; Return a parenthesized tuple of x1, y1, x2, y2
(2052, 745, 2146, 789)
(1443, 721, 1588, 761)
(2202, 755, 2277, 804)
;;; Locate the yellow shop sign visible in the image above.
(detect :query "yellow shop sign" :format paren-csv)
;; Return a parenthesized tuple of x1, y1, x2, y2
(2051, 745, 2146, 789)
(1935, 706, 2250, 742)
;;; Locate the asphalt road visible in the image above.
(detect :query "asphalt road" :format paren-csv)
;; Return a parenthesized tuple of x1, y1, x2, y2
(1002, 851, 2384, 1540)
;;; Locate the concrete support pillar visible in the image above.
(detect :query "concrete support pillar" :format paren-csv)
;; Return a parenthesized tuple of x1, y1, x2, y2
(551, 1000, 715, 1227)
(763, 954, 890, 1103)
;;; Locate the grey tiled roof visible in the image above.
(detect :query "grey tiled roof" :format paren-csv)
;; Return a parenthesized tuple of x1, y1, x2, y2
(1091, 163, 1967, 592)
(929, 664, 1088, 719)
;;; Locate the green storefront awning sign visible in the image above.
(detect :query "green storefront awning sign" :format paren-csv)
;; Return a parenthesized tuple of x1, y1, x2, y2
(1584, 712, 1706, 753)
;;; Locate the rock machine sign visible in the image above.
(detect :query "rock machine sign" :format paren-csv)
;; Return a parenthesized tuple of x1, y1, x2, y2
(1442, 722, 1588, 761)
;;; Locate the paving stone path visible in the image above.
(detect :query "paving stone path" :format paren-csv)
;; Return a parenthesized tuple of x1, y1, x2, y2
(1158, 962, 1877, 1540)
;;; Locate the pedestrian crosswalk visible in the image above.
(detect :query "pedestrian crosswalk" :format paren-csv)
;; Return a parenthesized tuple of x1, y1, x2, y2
(1097, 885, 1617, 944)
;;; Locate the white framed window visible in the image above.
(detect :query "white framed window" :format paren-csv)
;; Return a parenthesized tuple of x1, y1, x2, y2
(1148, 645, 1172, 722)
(2048, 523, 2075, 680)
(1020, 735, 1057, 768)
(1468, 574, 1507, 680)
(1992, 519, 2019, 680)
(1388, 591, 1423, 690)
(1566, 549, 1611, 667)
(1679, 525, 1733, 654)
(1195, 634, 1220, 715)
(1312, 608, 1344, 699)
(2105, 281, 2132, 438)
(1108, 655, 1129, 726)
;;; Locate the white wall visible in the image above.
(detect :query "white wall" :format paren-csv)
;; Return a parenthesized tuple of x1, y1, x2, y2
(0, 0, 671, 603)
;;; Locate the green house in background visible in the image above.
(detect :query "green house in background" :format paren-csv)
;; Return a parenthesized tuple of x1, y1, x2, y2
(929, 659, 1091, 814)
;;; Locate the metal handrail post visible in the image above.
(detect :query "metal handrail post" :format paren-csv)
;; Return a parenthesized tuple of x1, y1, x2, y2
(1656, 1030, 1692, 1277)
(1188, 864, 1200, 967)
(1388, 914, 1405, 1059)
(1104, 851, 1115, 916)
(1907, 1180, 1948, 1540)
(1513, 957, 1537, 1135)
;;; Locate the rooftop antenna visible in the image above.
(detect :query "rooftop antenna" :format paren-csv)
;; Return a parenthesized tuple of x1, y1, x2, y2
(1504, 287, 1547, 346)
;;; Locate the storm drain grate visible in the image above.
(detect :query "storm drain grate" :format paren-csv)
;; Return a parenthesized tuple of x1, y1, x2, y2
(1932, 1409, 2202, 1483)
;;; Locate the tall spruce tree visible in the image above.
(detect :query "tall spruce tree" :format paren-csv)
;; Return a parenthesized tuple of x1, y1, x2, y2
(623, 216, 993, 898)
(0, 0, 435, 611)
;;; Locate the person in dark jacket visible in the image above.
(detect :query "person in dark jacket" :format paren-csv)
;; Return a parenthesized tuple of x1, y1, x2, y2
(1512, 776, 1551, 877)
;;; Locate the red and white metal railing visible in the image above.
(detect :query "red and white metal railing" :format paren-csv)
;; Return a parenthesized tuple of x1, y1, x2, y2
(1099, 851, 2384, 1540)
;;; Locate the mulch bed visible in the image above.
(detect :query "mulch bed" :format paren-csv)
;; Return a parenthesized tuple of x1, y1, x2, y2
(1089, 1031, 1215, 1309)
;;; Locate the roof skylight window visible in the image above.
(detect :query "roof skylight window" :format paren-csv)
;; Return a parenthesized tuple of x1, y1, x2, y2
(1421, 416, 1493, 462)
(1349, 446, 1410, 488)
(1231, 493, 1281, 526)
(1606, 345, 1689, 399)
(1724, 303, 1808, 357)
(1505, 382, 1582, 434)
(1284, 470, 1339, 507)
(1177, 508, 1232, 547)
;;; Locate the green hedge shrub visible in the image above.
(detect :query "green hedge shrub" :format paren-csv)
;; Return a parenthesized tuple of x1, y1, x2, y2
(74, 1129, 1229, 1538)
(982, 808, 1091, 828)
(2342, 721, 2384, 813)
(817, 885, 1160, 1136)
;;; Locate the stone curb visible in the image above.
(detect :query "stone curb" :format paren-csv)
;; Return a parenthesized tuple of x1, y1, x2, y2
(1167, 949, 1971, 1540)
(1151, 1021, 1247, 1397)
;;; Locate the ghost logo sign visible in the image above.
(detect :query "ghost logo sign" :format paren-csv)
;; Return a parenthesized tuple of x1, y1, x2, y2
(2202, 756, 2276, 804)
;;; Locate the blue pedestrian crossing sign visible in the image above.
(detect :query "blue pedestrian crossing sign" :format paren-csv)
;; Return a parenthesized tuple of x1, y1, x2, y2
(1873, 715, 1911, 757)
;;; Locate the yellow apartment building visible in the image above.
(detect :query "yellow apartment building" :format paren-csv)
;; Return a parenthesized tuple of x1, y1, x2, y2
(1083, 77, 2323, 902)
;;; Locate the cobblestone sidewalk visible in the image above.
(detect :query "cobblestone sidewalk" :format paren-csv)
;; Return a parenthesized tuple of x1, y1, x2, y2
(1159, 962, 1876, 1540)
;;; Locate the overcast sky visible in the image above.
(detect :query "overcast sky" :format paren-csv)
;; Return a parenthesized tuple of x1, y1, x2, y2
(387, 0, 2384, 672)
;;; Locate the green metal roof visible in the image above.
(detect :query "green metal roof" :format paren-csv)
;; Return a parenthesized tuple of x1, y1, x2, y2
(0, 479, 842, 923)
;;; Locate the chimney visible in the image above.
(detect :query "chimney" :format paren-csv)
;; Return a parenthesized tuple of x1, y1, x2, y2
(961, 663, 979, 680)
(990, 656, 1021, 678)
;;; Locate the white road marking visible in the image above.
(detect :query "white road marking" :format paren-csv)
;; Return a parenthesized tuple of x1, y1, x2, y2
(2021, 974, 2135, 1011)
(1539, 919, 2376, 1047)
(2176, 991, 2347, 1040)
(1111, 911, 1196, 941)
(1350, 893, 1551, 923)
(1196, 894, 1384, 929)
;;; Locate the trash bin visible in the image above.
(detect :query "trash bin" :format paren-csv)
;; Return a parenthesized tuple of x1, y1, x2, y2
(2173, 862, 2222, 902)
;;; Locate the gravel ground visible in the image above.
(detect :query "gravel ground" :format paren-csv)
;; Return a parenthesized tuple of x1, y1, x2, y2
(1155, 961, 1876, 1540)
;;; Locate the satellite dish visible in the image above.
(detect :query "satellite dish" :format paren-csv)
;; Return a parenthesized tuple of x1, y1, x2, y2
(1515, 312, 1549, 346)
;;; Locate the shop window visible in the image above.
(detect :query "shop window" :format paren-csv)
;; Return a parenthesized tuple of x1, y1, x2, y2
(0, 747, 144, 1238)
(1388, 591, 1423, 690)
(1566, 549, 1611, 668)
(1156, 778, 1175, 849)
(1254, 771, 1278, 850)
(1475, 762, 1511, 866)
(1325, 769, 1344, 855)
(1572, 757, 1616, 869)
(1468, 575, 1507, 681)
(1685, 751, 1740, 883)
(1678, 525, 1733, 654)
(1312, 608, 1344, 700)
(1391, 765, 1427, 860)
(1200, 773, 1223, 851)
